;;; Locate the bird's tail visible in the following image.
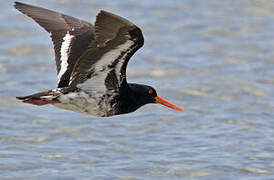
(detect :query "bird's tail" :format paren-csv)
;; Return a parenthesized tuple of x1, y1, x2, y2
(16, 90, 60, 106)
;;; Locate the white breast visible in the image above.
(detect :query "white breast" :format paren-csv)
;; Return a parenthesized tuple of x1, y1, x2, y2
(52, 91, 116, 117)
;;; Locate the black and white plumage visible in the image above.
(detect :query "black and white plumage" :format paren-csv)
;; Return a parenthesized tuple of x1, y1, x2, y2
(15, 2, 184, 117)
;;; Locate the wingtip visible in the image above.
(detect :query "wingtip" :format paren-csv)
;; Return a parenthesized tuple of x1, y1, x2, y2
(14, 1, 33, 10)
(14, 1, 26, 10)
(98, 10, 112, 16)
(14, 1, 22, 8)
(95, 10, 107, 21)
(98, 10, 107, 15)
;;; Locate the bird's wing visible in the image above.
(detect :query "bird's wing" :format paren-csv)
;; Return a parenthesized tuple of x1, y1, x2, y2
(14, 2, 94, 88)
(69, 10, 144, 94)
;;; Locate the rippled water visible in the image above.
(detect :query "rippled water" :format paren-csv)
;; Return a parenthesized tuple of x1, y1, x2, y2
(1, 0, 274, 179)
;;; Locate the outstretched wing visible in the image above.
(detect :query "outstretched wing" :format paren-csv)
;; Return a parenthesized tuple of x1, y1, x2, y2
(14, 2, 94, 88)
(69, 10, 144, 94)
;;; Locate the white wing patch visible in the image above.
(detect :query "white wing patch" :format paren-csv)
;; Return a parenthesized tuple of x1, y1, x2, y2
(76, 40, 134, 93)
(58, 31, 74, 81)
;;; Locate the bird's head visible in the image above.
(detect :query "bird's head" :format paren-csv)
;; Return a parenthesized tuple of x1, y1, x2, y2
(129, 83, 184, 112)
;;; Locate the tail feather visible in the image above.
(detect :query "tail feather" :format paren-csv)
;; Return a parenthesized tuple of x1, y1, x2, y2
(16, 90, 60, 106)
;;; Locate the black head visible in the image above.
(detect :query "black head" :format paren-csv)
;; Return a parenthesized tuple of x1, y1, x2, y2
(126, 83, 184, 113)
(129, 83, 157, 105)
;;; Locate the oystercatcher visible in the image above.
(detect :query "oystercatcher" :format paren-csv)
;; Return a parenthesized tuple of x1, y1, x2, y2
(15, 2, 184, 117)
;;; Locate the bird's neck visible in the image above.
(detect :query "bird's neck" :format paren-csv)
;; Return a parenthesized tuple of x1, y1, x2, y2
(118, 83, 146, 114)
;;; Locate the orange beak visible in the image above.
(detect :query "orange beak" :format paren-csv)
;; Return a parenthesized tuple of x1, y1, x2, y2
(155, 96, 184, 112)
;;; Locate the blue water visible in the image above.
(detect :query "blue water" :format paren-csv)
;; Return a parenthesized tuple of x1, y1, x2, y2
(1, 0, 274, 179)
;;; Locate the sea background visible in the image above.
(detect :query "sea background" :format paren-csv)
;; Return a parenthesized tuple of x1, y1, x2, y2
(0, 0, 274, 179)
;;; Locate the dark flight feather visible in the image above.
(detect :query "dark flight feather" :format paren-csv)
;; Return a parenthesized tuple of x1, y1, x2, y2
(69, 10, 144, 93)
(14, 1, 94, 88)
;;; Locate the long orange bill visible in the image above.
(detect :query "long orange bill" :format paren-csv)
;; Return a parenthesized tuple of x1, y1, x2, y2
(155, 96, 184, 112)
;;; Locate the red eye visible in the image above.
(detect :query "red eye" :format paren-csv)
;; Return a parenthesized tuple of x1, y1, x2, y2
(148, 89, 153, 94)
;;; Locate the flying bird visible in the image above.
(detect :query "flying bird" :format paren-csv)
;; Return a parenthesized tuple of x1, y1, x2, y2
(15, 1, 184, 117)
